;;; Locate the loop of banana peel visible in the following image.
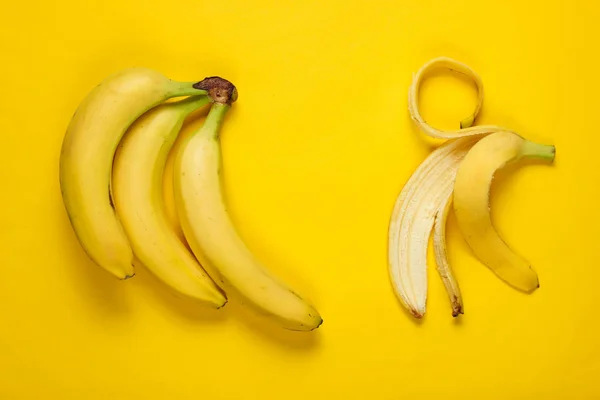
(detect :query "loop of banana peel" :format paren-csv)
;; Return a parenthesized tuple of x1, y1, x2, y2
(408, 56, 516, 137)
(389, 56, 554, 319)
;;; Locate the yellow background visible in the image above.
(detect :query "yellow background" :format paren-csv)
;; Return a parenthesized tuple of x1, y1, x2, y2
(1, 0, 598, 398)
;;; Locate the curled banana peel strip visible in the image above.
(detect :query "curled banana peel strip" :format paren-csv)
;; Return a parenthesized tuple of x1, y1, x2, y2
(389, 56, 556, 318)
(407, 56, 517, 139)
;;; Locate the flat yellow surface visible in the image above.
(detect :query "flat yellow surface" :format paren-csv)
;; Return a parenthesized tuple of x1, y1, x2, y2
(1, 0, 598, 398)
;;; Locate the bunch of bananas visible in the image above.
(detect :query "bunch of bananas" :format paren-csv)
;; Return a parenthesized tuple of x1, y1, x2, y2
(59, 68, 323, 331)
(388, 57, 556, 318)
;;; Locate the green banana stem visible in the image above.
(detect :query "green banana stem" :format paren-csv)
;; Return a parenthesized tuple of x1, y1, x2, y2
(174, 95, 212, 115)
(168, 75, 237, 123)
(192, 76, 237, 139)
(521, 141, 556, 162)
(194, 76, 238, 105)
(199, 102, 231, 140)
(169, 75, 238, 99)
(168, 81, 210, 97)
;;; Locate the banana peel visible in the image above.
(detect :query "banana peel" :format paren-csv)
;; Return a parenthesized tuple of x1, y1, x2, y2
(388, 56, 556, 319)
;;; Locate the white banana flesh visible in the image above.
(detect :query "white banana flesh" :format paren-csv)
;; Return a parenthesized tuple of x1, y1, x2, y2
(59, 68, 208, 279)
(388, 136, 477, 318)
(174, 92, 323, 331)
(112, 95, 226, 307)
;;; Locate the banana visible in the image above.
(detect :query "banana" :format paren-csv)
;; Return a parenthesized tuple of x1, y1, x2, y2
(453, 131, 555, 292)
(111, 95, 226, 307)
(59, 68, 210, 279)
(388, 136, 477, 318)
(173, 78, 323, 331)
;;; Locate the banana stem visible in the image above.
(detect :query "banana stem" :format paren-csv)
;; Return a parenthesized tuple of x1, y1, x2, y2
(521, 141, 556, 162)
(194, 76, 238, 105)
(174, 95, 212, 115)
(169, 76, 239, 101)
(190, 77, 237, 139)
(168, 81, 210, 97)
(198, 102, 231, 140)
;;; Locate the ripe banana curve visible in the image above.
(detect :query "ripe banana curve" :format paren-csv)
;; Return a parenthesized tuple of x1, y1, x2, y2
(453, 131, 555, 292)
(173, 79, 323, 331)
(59, 68, 209, 279)
(112, 95, 226, 307)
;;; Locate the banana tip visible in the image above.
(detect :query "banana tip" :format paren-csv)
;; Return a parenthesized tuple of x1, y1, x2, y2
(451, 308, 464, 318)
(311, 318, 324, 331)
(216, 298, 229, 309)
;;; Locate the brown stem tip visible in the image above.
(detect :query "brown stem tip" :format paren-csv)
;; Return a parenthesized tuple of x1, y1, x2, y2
(451, 296, 464, 317)
(452, 306, 464, 318)
(194, 76, 238, 105)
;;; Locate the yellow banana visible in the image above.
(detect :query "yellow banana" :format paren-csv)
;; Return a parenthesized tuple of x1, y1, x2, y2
(453, 131, 555, 292)
(173, 79, 323, 331)
(112, 95, 226, 307)
(59, 68, 209, 279)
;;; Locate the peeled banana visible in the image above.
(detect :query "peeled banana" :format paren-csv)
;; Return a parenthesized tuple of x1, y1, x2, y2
(112, 95, 226, 307)
(173, 79, 323, 331)
(389, 56, 556, 318)
(60, 68, 210, 279)
(453, 131, 555, 292)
